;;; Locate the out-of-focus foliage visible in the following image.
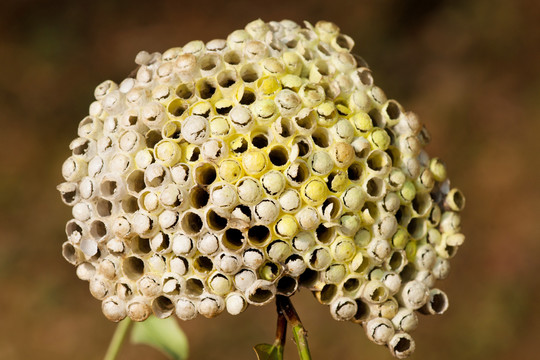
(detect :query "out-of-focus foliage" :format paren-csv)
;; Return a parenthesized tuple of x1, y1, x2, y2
(131, 316, 188, 359)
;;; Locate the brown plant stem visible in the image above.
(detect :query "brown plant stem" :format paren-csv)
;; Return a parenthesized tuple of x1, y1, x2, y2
(276, 295, 312, 360)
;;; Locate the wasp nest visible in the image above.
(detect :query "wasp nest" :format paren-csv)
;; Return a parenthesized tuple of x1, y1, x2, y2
(58, 19, 465, 358)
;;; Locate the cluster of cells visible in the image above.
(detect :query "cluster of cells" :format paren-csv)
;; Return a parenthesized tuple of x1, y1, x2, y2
(58, 19, 465, 358)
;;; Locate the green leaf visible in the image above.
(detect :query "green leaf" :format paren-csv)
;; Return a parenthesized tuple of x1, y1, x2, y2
(130, 316, 189, 360)
(253, 343, 284, 360)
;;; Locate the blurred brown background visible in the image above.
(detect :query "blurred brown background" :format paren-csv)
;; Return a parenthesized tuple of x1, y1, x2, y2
(1, 0, 539, 359)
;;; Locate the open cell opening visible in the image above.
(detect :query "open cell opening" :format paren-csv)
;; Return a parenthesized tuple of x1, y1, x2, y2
(445, 244, 458, 258)
(315, 224, 335, 244)
(197, 80, 216, 100)
(367, 151, 389, 172)
(216, 103, 232, 115)
(167, 99, 187, 117)
(127, 115, 138, 126)
(66, 220, 83, 239)
(127, 170, 145, 193)
(314, 59, 329, 75)
(223, 50, 240, 64)
(335, 34, 353, 51)
(362, 202, 379, 222)
(399, 264, 416, 282)
(185, 278, 204, 297)
(368, 109, 384, 128)
(298, 269, 318, 288)
(100, 180, 117, 197)
(231, 136, 248, 154)
(248, 225, 270, 245)
(123, 256, 145, 280)
(449, 190, 465, 211)
(194, 256, 213, 274)
(199, 54, 219, 71)
(176, 83, 193, 99)
(152, 296, 174, 319)
(321, 197, 341, 219)
(240, 90, 256, 105)
(90, 220, 107, 239)
(412, 193, 431, 215)
(249, 287, 273, 304)
(295, 110, 316, 130)
(260, 261, 280, 281)
(317, 43, 330, 56)
(121, 196, 139, 213)
(96, 198, 113, 217)
(357, 68, 373, 86)
(240, 64, 261, 83)
(286, 162, 308, 184)
(366, 177, 384, 198)
(385, 100, 401, 120)
(430, 293, 448, 314)
(301, 48, 313, 61)
(145, 130, 162, 149)
(61, 189, 77, 204)
(72, 139, 90, 156)
(251, 133, 269, 149)
(190, 186, 209, 209)
(269, 146, 288, 166)
(294, 137, 311, 157)
(131, 236, 151, 254)
(407, 218, 426, 239)
(285, 38, 298, 48)
(217, 70, 237, 88)
(206, 209, 228, 231)
(353, 300, 369, 322)
(388, 251, 405, 271)
(186, 146, 200, 162)
(394, 337, 412, 354)
(368, 285, 387, 303)
(395, 205, 412, 227)
(319, 284, 337, 304)
(326, 171, 340, 192)
(343, 277, 360, 292)
(181, 212, 203, 235)
(153, 233, 170, 253)
(276, 117, 293, 138)
(277, 276, 297, 296)
(311, 128, 330, 148)
(62, 242, 78, 264)
(195, 163, 217, 186)
(358, 258, 373, 275)
(222, 228, 245, 250)
(348, 162, 363, 181)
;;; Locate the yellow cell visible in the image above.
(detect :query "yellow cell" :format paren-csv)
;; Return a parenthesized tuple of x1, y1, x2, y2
(154, 140, 182, 166)
(280, 74, 303, 90)
(332, 237, 356, 262)
(351, 112, 372, 132)
(400, 181, 416, 202)
(392, 228, 409, 249)
(218, 159, 242, 183)
(369, 128, 391, 150)
(275, 215, 299, 239)
(405, 240, 417, 262)
(209, 116, 230, 137)
(429, 158, 447, 182)
(301, 178, 328, 206)
(242, 150, 268, 176)
(336, 103, 351, 116)
(257, 76, 281, 95)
